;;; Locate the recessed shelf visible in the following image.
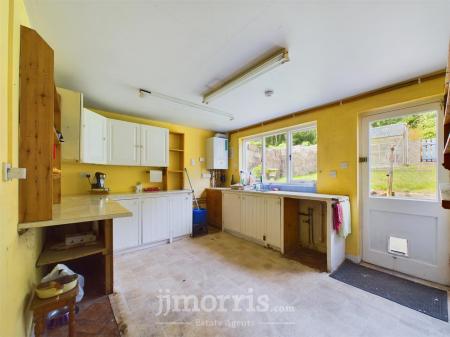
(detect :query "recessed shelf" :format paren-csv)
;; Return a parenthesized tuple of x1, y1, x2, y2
(168, 169, 183, 173)
(169, 148, 184, 152)
(37, 241, 106, 267)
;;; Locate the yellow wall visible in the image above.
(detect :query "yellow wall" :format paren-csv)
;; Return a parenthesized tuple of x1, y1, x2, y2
(62, 110, 214, 197)
(0, 1, 44, 337)
(229, 76, 445, 257)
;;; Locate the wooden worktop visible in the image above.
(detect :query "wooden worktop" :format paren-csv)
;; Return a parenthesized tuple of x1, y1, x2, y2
(18, 195, 132, 230)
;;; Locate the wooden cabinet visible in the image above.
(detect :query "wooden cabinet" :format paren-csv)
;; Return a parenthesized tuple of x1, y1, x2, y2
(206, 189, 222, 229)
(113, 192, 192, 252)
(58, 87, 82, 162)
(108, 119, 141, 166)
(80, 108, 108, 164)
(222, 191, 282, 249)
(265, 197, 282, 248)
(113, 199, 141, 250)
(169, 194, 193, 238)
(141, 196, 170, 244)
(141, 125, 169, 167)
(222, 192, 242, 233)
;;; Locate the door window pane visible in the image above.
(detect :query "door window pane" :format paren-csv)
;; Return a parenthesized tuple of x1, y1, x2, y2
(264, 133, 287, 182)
(291, 128, 317, 181)
(369, 111, 437, 200)
(244, 138, 262, 180)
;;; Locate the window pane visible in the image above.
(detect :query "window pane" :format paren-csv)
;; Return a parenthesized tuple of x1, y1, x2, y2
(369, 110, 437, 200)
(265, 133, 287, 183)
(244, 139, 262, 180)
(291, 128, 317, 181)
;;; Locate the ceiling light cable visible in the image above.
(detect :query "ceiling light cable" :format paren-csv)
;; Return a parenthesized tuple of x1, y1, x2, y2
(138, 88, 234, 121)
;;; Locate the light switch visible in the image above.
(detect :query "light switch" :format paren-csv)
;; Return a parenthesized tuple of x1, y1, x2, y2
(340, 162, 349, 169)
(191, 159, 196, 166)
(329, 170, 337, 178)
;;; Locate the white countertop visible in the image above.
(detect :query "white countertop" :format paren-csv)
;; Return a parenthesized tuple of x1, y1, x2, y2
(18, 195, 133, 230)
(222, 188, 349, 202)
(107, 189, 192, 200)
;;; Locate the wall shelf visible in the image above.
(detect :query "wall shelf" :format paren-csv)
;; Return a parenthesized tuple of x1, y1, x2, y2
(169, 148, 184, 152)
(165, 132, 185, 190)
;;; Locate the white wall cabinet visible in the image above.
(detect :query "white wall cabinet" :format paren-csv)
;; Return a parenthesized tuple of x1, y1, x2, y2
(80, 108, 108, 164)
(141, 125, 169, 167)
(108, 119, 141, 166)
(223, 191, 282, 249)
(222, 192, 242, 233)
(113, 199, 141, 250)
(113, 192, 192, 252)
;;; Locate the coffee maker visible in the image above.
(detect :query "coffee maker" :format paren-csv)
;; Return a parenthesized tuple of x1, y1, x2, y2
(91, 172, 108, 191)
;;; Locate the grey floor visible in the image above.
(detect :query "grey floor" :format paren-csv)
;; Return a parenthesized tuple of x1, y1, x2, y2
(112, 231, 450, 337)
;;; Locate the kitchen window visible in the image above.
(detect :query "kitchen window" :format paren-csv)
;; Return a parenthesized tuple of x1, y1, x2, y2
(241, 122, 317, 184)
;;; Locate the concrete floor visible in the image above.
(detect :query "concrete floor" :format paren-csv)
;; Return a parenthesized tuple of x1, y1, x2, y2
(111, 231, 450, 337)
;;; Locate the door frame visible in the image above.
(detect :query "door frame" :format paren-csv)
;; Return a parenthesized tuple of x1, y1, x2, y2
(358, 98, 445, 266)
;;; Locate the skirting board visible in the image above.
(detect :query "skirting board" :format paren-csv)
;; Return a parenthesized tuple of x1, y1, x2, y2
(346, 254, 362, 264)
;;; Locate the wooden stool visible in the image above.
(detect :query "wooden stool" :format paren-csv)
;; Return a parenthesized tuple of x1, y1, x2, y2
(30, 286, 79, 337)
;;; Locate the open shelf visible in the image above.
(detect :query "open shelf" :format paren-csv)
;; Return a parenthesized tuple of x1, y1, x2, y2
(37, 241, 106, 267)
(169, 148, 184, 152)
(166, 132, 185, 190)
(168, 169, 183, 173)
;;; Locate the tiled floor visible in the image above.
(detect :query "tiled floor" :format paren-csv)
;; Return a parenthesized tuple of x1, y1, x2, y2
(111, 231, 450, 337)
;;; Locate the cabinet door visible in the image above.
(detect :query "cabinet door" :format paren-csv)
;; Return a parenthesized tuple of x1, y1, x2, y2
(113, 199, 140, 251)
(241, 195, 265, 241)
(265, 197, 282, 248)
(170, 194, 192, 238)
(58, 87, 82, 162)
(108, 119, 141, 166)
(80, 108, 107, 164)
(142, 197, 170, 244)
(222, 192, 241, 233)
(141, 125, 169, 167)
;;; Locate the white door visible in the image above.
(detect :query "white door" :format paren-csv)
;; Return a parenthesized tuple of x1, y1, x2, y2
(113, 199, 140, 251)
(223, 192, 241, 233)
(141, 125, 169, 167)
(361, 103, 449, 285)
(108, 119, 141, 166)
(142, 197, 170, 244)
(169, 194, 192, 238)
(241, 195, 265, 241)
(80, 108, 107, 164)
(265, 197, 282, 248)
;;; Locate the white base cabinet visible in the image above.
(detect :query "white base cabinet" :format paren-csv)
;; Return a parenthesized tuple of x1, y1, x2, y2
(113, 192, 192, 252)
(222, 191, 282, 249)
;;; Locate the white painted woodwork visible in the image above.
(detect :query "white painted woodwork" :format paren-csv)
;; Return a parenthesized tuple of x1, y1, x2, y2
(222, 192, 241, 233)
(170, 194, 193, 238)
(108, 119, 141, 166)
(113, 199, 141, 250)
(141, 125, 169, 167)
(58, 87, 82, 162)
(265, 197, 282, 248)
(141, 196, 170, 244)
(80, 108, 108, 164)
(241, 195, 265, 241)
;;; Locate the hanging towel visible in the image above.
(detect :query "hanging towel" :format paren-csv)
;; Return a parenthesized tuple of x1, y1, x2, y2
(338, 199, 351, 238)
(332, 202, 343, 232)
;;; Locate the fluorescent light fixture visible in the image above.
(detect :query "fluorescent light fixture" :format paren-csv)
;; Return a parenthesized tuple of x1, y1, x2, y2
(138, 88, 234, 121)
(203, 48, 289, 104)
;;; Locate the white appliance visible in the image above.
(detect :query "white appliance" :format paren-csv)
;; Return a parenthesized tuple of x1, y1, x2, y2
(206, 137, 228, 169)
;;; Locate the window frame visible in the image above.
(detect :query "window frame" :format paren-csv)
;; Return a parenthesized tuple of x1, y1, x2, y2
(240, 121, 317, 185)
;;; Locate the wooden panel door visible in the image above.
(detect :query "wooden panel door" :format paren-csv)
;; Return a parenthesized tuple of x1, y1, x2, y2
(141, 125, 169, 167)
(108, 119, 141, 166)
(265, 197, 282, 248)
(222, 192, 241, 233)
(206, 189, 222, 229)
(141, 197, 170, 244)
(80, 108, 108, 164)
(113, 199, 140, 251)
(169, 194, 192, 238)
(241, 195, 265, 241)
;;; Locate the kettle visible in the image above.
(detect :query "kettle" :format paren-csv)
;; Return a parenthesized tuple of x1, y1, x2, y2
(92, 172, 107, 189)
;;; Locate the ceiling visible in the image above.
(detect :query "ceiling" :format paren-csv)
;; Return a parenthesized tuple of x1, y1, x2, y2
(25, 0, 450, 132)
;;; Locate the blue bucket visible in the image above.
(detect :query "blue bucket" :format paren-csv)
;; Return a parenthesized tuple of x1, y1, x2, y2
(192, 208, 208, 236)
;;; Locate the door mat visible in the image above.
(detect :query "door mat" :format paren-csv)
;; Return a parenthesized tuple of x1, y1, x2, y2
(330, 260, 448, 322)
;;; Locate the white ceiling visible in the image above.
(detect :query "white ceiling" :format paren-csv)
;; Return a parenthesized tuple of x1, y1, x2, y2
(25, 0, 450, 132)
